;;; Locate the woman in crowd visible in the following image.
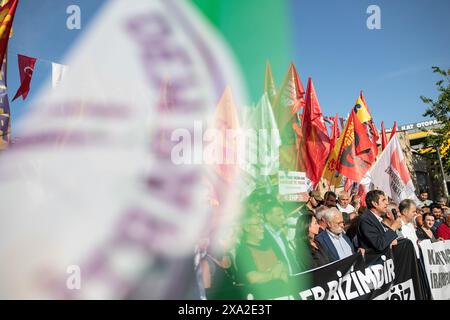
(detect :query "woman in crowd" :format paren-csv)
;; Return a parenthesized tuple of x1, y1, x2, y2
(294, 210, 331, 271)
(416, 212, 438, 242)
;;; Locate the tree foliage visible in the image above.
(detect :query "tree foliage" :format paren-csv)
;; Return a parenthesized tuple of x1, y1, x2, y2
(420, 66, 450, 174)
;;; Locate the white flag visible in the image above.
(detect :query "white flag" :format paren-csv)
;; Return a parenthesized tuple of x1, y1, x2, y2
(368, 135, 418, 203)
(51, 62, 68, 88)
(240, 93, 281, 197)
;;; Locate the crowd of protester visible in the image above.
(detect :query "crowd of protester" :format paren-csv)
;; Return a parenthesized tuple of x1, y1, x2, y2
(198, 187, 450, 299)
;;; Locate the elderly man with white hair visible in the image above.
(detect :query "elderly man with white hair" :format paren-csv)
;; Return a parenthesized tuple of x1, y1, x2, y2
(337, 191, 356, 224)
(315, 207, 356, 262)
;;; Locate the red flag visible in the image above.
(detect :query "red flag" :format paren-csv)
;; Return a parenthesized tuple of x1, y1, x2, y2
(337, 109, 373, 183)
(329, 113, 340, 152)
(359, 91, 379, 160)
(368, 135, 417, 203)
(357, 184, 367, 207)
(389, 121, 397, 141)
(301, 78, 330, 186)
(273, 63, 305, 133)
(0, 0, 18, 71)
(391, 146, 410, 185)
(13, 54, 37, 101)
(381, 121, 388, 151)
(344, 178, 353, 192)
(274, 63, 305, 171)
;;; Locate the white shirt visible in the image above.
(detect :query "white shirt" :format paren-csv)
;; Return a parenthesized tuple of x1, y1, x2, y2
(399, 220, 420, 258)
(326, 229, 353, 260)
(371, 210, 389, 232)
(371, 211, 383, 223)
(337, 203, 355, 214)
(417, 199, 432, 208)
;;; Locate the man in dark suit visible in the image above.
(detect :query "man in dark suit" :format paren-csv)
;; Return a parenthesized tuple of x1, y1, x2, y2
(356, 190, 402, 252)
(262, 202, 300, 275)
(316, 207, 355, 261)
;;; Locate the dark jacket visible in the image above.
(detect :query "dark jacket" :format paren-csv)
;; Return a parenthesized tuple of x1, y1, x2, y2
(356, 209, 397, 252)
(263, 226, 300, 274)
(296, 240, 332, 271)
(416, 227, 437, 242)
(316, 229, 355, 262)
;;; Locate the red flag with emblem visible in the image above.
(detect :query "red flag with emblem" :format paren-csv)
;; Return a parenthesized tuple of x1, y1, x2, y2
(0, 0, 18, 70)
(359, 91, 379, 160)
(337, 107, 374, 183)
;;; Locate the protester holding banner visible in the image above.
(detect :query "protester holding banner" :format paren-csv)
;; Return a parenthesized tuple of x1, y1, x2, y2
(397, 199, 420, 258)
(294, 211, 332, 271)
(315, 207, 355, 262)
(416, 213, 439, 242)
(357, 190, 402, 252)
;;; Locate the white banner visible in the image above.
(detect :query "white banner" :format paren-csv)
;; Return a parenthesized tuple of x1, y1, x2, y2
(419, 239, 450, 300)
(278, 171, 308, 202)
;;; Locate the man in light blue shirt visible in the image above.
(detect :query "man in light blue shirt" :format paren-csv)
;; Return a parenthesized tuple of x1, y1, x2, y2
(316, 207, 355, 261)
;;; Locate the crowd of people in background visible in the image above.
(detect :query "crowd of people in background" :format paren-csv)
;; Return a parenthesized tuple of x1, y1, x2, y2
(197, 187, 450, 299)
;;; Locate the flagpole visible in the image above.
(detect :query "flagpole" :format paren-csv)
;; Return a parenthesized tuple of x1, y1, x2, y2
(436, 144, 449, 198)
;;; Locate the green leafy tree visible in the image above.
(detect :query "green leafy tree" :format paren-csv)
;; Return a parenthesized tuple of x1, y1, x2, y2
(420, 66, 450, 174)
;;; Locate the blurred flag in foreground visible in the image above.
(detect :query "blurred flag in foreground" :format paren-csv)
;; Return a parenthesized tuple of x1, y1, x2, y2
(0, 0, 246, 299)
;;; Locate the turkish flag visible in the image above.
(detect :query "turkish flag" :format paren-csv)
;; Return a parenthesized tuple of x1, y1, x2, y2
(12, 54, 37, 101)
